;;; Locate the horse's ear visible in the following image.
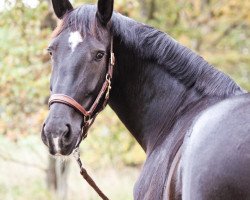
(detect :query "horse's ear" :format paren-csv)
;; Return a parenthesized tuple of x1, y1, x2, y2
(96, 0, 114, 25)
(51, 0, 73, 19)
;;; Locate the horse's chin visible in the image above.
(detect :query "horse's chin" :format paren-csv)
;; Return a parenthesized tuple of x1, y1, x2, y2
(51, 145, 80, 162)
(52, 153, 73, 162)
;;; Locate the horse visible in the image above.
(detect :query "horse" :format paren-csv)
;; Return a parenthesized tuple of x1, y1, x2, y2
(41, 0, 250, 199)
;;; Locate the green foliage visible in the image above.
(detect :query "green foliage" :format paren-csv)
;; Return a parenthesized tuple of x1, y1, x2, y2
(0, 1, 51, 137)
(0, 0, 249, 199)
(0, 0, 146, 166)
(0, 0, 249, 165)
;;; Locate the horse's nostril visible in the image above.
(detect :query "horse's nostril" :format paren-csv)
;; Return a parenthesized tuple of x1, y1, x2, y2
(63, 124, 71, 139)
(41, 123, 48, 145)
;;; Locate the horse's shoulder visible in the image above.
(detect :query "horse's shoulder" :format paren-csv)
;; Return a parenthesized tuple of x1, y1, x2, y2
(190, 93, 250, 133)
(181, 93, 250, 200)
(182, 93, 250, 157)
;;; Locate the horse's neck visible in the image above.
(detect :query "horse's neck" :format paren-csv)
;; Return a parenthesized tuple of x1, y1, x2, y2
(109, 44, 199, 153)
(109, 14, 244, 154)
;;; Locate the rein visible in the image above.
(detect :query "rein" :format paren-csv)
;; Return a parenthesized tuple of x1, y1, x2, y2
(48, 37, 115, 200)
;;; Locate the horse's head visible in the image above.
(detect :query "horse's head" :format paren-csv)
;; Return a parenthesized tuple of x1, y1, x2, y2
(41, 0, 114, 156)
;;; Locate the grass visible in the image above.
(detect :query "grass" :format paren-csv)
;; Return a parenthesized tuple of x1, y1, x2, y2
(0, 135, 141, 200)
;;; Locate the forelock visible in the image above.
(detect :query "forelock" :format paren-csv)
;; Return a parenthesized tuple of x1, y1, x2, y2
(51, 5, 107, 40)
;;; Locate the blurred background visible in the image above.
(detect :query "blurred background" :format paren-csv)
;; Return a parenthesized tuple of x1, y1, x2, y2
(0, 0, 249, 199)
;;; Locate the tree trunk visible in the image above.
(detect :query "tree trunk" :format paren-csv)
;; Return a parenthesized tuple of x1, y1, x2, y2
(148, 0, 156, 20)
(139, 0, 148, 18)
(47, 157, 57, 191)
(46, 156, 70, 200)
(56, 160, 70, 200)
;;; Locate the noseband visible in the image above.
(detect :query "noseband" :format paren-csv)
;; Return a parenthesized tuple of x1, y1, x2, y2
(48, 37, 115, 145)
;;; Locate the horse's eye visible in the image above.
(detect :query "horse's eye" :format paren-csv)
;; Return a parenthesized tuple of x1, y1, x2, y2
(95, 52, 105, 61)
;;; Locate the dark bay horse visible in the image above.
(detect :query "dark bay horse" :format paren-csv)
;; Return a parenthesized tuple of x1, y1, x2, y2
(41, 0, 250, 199)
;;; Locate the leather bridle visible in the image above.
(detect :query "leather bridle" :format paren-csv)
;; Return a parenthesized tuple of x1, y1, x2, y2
(48, 37, 115, 146)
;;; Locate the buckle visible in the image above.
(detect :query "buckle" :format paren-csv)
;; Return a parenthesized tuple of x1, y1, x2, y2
(110, 53, 115, 66)
(106, 74, 111, 81)
(105, 75, 112, 99)
(84, 115, 91, 123)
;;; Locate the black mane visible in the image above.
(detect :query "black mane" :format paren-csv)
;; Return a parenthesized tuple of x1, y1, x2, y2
(111, 12, 244, 97)
(60, 5, 244, 97)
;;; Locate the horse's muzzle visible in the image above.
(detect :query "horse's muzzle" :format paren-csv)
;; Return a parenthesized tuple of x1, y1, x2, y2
(41, 120, 77, 156)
